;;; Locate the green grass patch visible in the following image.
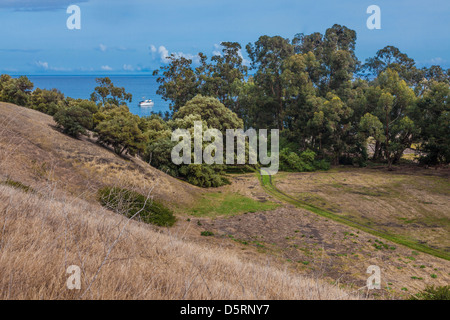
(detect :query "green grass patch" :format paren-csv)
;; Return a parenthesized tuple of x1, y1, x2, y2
(187, 191, 279, 217)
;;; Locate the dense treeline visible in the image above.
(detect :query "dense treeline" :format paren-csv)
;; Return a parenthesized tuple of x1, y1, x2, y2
(154, 24, 450, 168)
(1, 24, 448, 187)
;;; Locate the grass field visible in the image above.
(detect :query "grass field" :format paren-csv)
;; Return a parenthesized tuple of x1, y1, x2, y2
(186, 191, 279, 217)
(260, 167, 450, 261)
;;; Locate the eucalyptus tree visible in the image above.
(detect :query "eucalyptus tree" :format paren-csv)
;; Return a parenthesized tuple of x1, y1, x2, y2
(361, 69, 417, 169)
(246, 35, 294, 130)
(90, 77, 132, 106)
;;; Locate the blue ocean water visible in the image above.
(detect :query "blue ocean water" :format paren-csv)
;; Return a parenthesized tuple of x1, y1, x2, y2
(25, 75, 171, 117)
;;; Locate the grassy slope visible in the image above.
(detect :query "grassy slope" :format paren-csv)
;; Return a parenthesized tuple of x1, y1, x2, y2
(0, 102, 200, 207)
(0, 102, 358, 299)
(0, 183, 359, 299)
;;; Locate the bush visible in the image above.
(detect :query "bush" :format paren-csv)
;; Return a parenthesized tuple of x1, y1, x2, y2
(98, 186, 176, 227)
(313, 159, 331, 170)
(409, 285, 450, 300)
(67, 98, 99, 114)
(0, 74, 33, 106)
(29, 88, 65, 115)
(179, 164, 230, 188)
(145, 138, 179, 177)
(279, 148, 329, 172)
(94, 107, 147, 156)
(53, 105, 93, 138)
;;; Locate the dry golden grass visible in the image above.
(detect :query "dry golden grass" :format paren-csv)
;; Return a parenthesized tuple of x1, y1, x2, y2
(0, 183, 360, 300)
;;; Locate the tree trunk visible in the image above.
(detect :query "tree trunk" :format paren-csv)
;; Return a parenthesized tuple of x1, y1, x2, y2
(385, 106, 392, 171)
(373, 141, 382, 161)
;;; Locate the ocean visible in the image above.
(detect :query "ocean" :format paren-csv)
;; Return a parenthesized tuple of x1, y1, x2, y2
(25, 75, 171, 117)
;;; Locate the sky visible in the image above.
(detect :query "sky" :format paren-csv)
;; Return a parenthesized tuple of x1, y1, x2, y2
(0, 0, 449, 75)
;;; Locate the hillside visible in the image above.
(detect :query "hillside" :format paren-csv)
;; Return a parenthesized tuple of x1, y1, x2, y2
(0, 102, 200, 207)
(0, 102, 358, 299)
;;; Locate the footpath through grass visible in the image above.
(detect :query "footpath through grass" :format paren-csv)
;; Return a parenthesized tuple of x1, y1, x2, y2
(258, 172, 450, 261)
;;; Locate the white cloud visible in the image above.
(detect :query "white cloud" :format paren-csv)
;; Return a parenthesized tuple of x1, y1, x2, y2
(238, 49, 251, 67)
(35, 60, 71, 72)
(123, 64, 134, 71)
(174, 51, 201, 64)
(151, 44, 200, 64)
(36, 61, 49, 69)
(213, 43, 222, 56)
(98, 44, 132, 52)
(101, 65, 113, 71)
(211, 44, 250, 66)
(158, 45, 170, 63)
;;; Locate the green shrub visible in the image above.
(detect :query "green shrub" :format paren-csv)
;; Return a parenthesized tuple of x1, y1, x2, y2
(179, 164, 230, 188)
(145, 138, 179, 177)
(53, 105, 93, 138)
(98, 186, 176, 227)
(201, 231, 214, 236)
(279, 148, 330, 172)
(313, 159, 331, 170)
(29, 88, 65, 115)
(94, 107, 147, 156)
(410, 285, 450, 300)
(0, 74, 33, 106)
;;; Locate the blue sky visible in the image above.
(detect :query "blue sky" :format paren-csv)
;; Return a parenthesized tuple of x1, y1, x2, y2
(0, 0, 449, 75)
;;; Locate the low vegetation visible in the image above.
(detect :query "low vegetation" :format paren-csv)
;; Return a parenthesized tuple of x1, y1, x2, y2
(98, 186, 176, 227)
(53, 105, 94, 138)
(0, 178, 34, 193)
(410, 285, 450, 300)
(187, 191, 279, 218)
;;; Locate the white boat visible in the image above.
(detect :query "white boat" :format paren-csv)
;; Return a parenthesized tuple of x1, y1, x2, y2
(139, 99, 154, 108)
